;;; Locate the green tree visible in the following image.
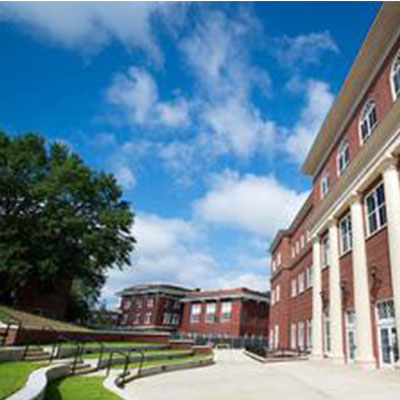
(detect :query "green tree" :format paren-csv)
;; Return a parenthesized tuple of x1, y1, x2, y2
(0, 132, 135, 314)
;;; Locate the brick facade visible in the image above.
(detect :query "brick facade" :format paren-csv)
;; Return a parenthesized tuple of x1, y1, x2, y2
(269, 4, 400, 369)
(179, 288, 269, 339)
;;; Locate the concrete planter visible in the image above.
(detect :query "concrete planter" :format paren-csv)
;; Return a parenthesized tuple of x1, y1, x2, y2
(6, 362, 70, 400)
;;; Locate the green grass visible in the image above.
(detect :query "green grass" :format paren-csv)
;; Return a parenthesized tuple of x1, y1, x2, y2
(0, 361, 42, 400)
(45, 376, 121, 400)
(62, 341, 162, 347)
(81, 349, 190, 360)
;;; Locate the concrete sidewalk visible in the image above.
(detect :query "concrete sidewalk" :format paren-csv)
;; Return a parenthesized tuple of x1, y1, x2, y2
(123, 349, 400, 400)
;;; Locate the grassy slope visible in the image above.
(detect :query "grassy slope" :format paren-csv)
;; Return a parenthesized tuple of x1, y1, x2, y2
(45, 376, 121, 400)
(0, 361, 42, 400)
(0, 306, 90, 332)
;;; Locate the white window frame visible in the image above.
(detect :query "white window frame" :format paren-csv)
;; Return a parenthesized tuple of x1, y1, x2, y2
(205, 302, 216, 323)
(291, 278, 297, 298)
(147, 297, 154, 308)
(321, 174, 329, 199)
(277, 252, 281, 266)
(276, 284, 280, 303)
(321, 234, 330, 268)
(123, 299, 132, 310)
(297, 320, 305, 350)
(301, 234, 305, 249)
(365, 182, 387, 236)
(221, 301, 232, 321)
(359, 100, 377, 144)
(271, 289, 275, 306)
(298, 272, 305, 294)
(337, 139, 350, 176)
(296, 241, 300, 254)
(144, 312, 152, 325)
(390, 49, 400, 101)
(163, 312, 171, 325)
(339, 213, 352, 255)
(190, 304, 201, 323)
(136, 299, 142, 309)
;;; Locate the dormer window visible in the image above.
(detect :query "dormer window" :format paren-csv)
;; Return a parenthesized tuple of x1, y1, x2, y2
(337, 139, 349, 175)
(359, 100, 377, 144)
(321, 174, 329, 198)
(391, 49, 400, 100)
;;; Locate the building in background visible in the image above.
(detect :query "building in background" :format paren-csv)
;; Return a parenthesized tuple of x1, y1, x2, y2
(179, 288, 269, 340)
(117, 284, 191, 331)
(269, 3, 400, 369)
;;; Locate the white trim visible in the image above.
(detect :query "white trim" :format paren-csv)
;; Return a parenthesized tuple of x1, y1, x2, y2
(364, 180, 387, 237)
(390, 48, 400, 101)
(359, 99, 378, 145)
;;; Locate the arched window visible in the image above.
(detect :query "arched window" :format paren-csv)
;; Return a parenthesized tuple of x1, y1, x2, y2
(359, 100, 377, 144)
(391, 49, 400, 100)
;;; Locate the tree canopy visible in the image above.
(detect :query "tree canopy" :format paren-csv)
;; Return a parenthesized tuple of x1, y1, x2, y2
(0, 132, 135, 308)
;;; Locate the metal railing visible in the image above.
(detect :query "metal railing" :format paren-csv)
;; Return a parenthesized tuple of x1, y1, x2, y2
(75, 332, 106, 370)
(106, 348, 145, 388)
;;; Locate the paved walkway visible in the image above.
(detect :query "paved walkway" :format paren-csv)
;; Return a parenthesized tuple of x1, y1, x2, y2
(123, 349, 400, 400)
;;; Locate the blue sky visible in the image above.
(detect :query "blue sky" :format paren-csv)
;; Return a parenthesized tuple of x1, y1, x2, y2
(0, 2, 380, 306)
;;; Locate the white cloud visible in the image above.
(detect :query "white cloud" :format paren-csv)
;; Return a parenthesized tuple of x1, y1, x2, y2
(0, 2, 182, 60)
(114, 164, 136, 190)
(102, 211, 270, 306)
(285, 80, 335, 163)
(203, 97, 277, 158)
(273, 31, 339, 68)
(195, 170, 309, 236)
(106, 66, 190, 128)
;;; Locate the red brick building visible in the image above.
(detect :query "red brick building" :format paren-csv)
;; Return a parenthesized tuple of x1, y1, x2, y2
(269, 4, 400, 369)
(179, 288, 269, 339)
(117, 284, 190, 331)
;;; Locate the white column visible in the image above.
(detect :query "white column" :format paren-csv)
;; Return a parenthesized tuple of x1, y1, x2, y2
(381, 157, 400, 368)
(350, 194, 375, 369)
(311, 236, 323, 359)
(328, 219, 345, 362)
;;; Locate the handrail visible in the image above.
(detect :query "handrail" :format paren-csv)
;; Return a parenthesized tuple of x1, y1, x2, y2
(106, 348, 145, 388)
(0, 308, 23, 346)
(75, 332, 106, 370)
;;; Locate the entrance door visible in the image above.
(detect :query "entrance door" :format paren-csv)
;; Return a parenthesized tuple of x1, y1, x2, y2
(347, 329, 356, 362)
(377, 300, 399, 368)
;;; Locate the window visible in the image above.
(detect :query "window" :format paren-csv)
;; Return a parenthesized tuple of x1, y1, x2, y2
(271, 260, 276, 274)
(301, 234, 305, 249)
(144, 312, 152, 325)
(359, 100, 377, 143)
(147, 298, 154, 308)
(190, 304, 201, 323)
(134, 314, 140, 324)
(337, 139, 350, 175)
(307, 319, 312, 349)
(291, 279, 297, 298)
(321, 174, 330, 198)
(221, 301, 232, 321)
(276, 284, 280, 303)
(277, 252, 281, 266)
(298, 272, 305, 294)
(271, 289, 275, 306)
(296, 241, 300, 254)
(305, 266, 313, 289)
(163, 312, 171, 325)
(123, 299, 131, 310)
(291, 247, 295, 258)
(297, 320, 304, 350)
(136, 299, 142, 309)
(290, 323, 297, 349)
(365, 182, 386, 235)
(321, 235, 330, 267)
(377, 300, 395, 321)
(391, 49, 400, 100)
(274, 325, 280, 349)
(173, 300, 181, 309)
(205, 302, 216, 323)
(324, 310, 331, 354)
(339, 213, 352, 254)
(171, 313, 180, 325)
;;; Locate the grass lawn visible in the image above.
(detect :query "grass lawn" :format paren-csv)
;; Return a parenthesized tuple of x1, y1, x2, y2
(82, 348, 191, 360)
(45, 376, 121, 400)
(0, 361, 42, 400)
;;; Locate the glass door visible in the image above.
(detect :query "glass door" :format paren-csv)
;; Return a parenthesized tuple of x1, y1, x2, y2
(377, 300, 398, 367)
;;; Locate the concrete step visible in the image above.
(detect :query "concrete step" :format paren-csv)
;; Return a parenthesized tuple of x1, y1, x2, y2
(24, 352, 51, 361)
(71, 364, 98, 375)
